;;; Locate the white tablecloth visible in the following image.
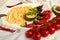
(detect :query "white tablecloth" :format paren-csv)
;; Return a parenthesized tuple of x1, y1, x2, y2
(0, 0, 60, 40)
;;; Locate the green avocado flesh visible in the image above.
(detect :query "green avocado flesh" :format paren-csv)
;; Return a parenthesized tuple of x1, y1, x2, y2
(25, 8, 38, 21)
(26, 13, 37, 21)
(52, 5, 60, 16)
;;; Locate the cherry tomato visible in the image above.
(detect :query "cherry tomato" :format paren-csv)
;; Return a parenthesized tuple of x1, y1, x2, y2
(54, 23, 60, 30)
(56, 16, 60, 23)
(43, 14, 51, 20)
(41, 28, 49, 37)
(26, 24, 36, 28)
(42, 10, 51, 15)
(39, 25, 45, 33)
(38, 20, 47, 25)
(48, 26, 55, 34)
(42, 10, 51, 20)
(51, 19, 57, 24)
(25, 29, 33, 38)
(53, 16, 60, 23)
(32, 26, 40, 33)
(56, 16, 60, 20)
(46, 22, 53, 27)
(33, 32, 41, 40)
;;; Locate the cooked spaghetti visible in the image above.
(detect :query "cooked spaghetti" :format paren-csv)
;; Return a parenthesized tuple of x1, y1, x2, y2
(5, 6, 32, 26)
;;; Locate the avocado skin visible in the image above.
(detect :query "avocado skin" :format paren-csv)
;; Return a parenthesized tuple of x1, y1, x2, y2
(52, 6, 60, 16)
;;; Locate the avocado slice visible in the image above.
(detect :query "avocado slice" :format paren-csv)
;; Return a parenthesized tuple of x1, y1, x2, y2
(25, 13, 37, 21)
(52, 5, 60, 16)
(25, 8, 38, 21)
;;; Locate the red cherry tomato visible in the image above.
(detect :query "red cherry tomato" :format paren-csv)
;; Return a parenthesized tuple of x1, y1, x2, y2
(53, 17, 57, 20)
(33, 32, 41, 40)
(42, 10, 51, 20)
(32, 26, 40, 33)
(54, 23, 60, 30)
(51, 19, 57, 24)
(39, 25, 46, 33)
(56, 16, 60, 23)
(38, 20, 47, 25)
(48, 26, 55, 34)
(26, 24, 36, 28)
(53, 16, 60, 23)
(56, 16, 60, 20)
(25, 29, 33, 38)
(41, 28, 49, 37)
(43, 14, 51, 20)
(46, 22, 53, 26)
(42, 10, 51, 15)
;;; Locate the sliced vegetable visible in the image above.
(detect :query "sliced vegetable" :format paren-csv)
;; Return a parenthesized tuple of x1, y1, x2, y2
(30, 8, 38, 13)
(52, 5, 60, 16)
(25, 8, 38, 21)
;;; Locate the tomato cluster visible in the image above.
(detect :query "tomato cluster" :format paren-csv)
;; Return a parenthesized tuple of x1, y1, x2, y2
(36, 10, 51, 25)
(25, 16, 60, 40)
(26, 10, 51, 28)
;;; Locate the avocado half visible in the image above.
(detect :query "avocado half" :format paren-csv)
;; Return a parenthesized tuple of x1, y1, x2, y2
(25, 13, 37, 21)
(52, 5, 60, 16)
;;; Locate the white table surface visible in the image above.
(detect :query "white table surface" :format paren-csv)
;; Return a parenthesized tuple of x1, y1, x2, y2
(0, 0, 60, 40)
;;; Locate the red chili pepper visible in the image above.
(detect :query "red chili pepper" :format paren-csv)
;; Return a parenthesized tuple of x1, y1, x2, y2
(0, 26, 16, 33)
(6, 2, 23, 8)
